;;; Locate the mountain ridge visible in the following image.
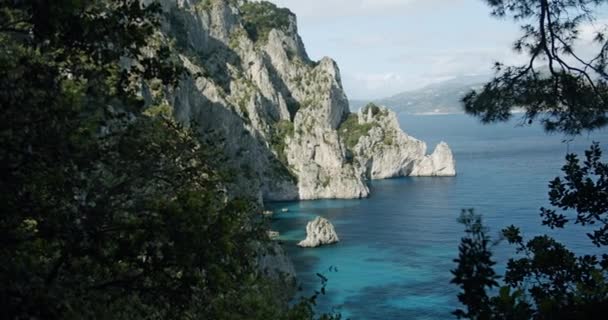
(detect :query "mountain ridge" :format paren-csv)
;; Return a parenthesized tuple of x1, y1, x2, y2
(351, 74, 489, 115)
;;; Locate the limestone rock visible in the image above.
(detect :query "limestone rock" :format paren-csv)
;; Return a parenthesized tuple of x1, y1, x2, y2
(155, 0, 455, 201)
(298, 217, 340, 248)
(410, 142, 457, 176)
(351, 104, 456, 179)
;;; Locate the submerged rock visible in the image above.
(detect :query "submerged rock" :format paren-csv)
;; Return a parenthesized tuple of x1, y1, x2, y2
(298, 217, 339, 248)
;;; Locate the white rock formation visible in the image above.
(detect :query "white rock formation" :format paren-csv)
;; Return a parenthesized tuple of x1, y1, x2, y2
(298, 217, 340, 248)
(410, 142, 457, 176)
(152, 0, 456, 201)
(351, 104, 456, 179)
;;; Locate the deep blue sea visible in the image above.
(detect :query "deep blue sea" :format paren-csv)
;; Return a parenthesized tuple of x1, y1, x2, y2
(269, 114, 608, 320)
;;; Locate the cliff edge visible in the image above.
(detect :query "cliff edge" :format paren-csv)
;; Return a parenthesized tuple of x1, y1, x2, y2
(150, 0, 456, 201)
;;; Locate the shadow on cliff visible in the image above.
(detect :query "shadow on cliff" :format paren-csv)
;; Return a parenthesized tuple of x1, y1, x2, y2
(166, 6, 240, 95)
(172, 71, 299, 200)
(164, 5, 303, 200)
(262, 54, 300, 121)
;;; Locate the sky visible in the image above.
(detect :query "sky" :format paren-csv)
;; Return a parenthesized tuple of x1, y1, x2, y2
(266, 0, 603, 100)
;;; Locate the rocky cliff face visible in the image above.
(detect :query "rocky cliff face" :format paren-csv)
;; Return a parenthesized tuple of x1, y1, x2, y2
(152, 0, 455, 201)
(349, 104, 456, 179)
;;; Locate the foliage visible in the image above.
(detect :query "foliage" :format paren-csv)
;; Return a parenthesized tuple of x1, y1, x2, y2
(240, 0, 293, 43)
(540, 142, 608, 246)
(338, 113, 378, 151)
(382, 132, 395, 146)
(455, 2, 608, 317)
(362, 103, 382, 117)
(270, 120, 295, 166)
(451, 210, 500, 319)
(197, 0, 214, 12)
(452, 146, 608, 320)
(362, 103, 390, 120)
(197, 0, 241, 12)
(463, 0, 608, 134)
(230, 27, 248, 49)
(0, 1, 333, 319)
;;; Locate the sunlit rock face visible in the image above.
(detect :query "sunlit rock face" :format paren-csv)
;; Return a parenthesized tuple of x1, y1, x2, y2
(349, 104, 456, 179)
(154, 0, 455, 201)
(410, 142, 457, 177)
(298, 217, 340, 248)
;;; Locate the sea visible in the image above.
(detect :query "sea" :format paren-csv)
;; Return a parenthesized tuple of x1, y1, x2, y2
(269, 113, 608, 320)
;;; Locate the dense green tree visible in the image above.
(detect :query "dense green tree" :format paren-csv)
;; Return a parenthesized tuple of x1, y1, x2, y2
(240, 1, 293, 43)
(453, 1, 608, 319)
(0, 1, 334, 319)
(454, 161, 608, 319)
(451, 210, 501, 320)
(453, 144, 608, 318)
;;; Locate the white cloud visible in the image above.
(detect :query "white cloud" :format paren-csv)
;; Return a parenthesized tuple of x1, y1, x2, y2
(340, 47, 531, 99)
(331, 34, 396, 47)
(264, 0, 525, 98)
(360, 0, 416, 10)
(342, 72, 455, 99)
(395, 48, 527, 76)
(577, 20, 608, 62)
(268, 0, 455, 19)
(579, 19, 608, 43)
(342, 72, 407, 99)
(352, 72, 404, 90)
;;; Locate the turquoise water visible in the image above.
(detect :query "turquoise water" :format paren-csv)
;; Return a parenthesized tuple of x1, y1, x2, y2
(270, 114, 608, 320)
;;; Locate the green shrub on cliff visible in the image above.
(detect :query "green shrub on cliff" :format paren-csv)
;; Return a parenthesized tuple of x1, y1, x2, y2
(270, 120, 295, 165)
(240, 1, 292, 43)
(339, 113, 378, 150)
(361, 103, 389, 118)
(0, 2, 333, 319)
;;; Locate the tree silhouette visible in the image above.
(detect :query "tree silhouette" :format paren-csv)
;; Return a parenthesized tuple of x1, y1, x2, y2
(453, 1, 608, 319)
(0, 1, 335, 319)
(463, 0, 608, 134)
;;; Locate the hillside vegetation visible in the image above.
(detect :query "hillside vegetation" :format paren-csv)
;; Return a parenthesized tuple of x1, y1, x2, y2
(0, 1, 337, 319)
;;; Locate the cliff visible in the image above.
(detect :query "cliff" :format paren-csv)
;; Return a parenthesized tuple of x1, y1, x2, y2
(151, 0, 456, 201)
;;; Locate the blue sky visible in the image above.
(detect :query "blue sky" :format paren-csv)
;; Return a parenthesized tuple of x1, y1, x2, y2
(266, 0, 606, 100)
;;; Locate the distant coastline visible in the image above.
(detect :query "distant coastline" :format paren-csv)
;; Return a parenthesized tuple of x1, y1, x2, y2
(409, 108, 525, 116)
(412, 111, 462, 116)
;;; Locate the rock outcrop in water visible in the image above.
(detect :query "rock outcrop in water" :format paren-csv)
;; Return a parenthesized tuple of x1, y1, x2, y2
(151, 0, 455, 201)
(349, 104, 456, 179)
(410, 142, 457, 176)
(298, 217, 340, 248)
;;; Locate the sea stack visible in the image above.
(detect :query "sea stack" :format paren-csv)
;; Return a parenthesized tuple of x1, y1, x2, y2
(298, 217, 340, 248)
(409, 142, 457, 176)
